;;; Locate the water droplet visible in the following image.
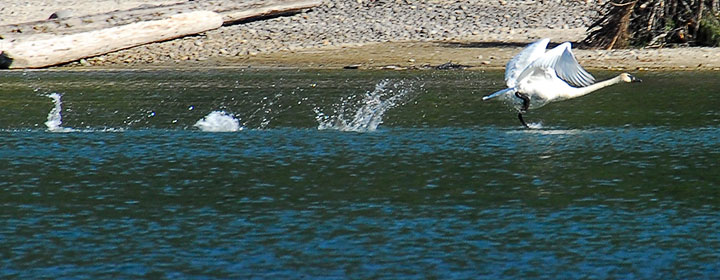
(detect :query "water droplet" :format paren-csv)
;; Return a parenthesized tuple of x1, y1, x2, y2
(315, 79, 417, 132)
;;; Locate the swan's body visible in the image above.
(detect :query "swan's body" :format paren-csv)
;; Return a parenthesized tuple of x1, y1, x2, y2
(483, 38, 641, 128)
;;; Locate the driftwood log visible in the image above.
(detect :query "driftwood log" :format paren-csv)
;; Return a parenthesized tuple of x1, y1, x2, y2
(1, 11, 223, 69)
(0, 0, 322, 69)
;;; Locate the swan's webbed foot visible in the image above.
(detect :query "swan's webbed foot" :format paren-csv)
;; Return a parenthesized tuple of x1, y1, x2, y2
(518, 113, 530, 128)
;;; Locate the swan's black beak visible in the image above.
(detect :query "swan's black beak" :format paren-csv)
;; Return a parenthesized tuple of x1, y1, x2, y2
(629, 74, 642, 83)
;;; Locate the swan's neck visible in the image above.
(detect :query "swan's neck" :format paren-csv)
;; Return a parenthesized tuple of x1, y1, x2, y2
(564, 75, 625, 99)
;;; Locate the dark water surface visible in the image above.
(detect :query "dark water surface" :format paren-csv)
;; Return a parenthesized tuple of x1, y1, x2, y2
(1, 69, 719, 278)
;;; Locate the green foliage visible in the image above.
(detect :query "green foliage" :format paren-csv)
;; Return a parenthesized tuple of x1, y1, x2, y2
(697, 13, 720, 46)
(664, 18, 676, 32)
(583, 0, 720, 48)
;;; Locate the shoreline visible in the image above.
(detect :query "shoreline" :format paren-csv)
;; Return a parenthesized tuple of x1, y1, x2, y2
(50, 40, 720, 72)
(220, 41, 720, 71)
(2, 1, 720, 71)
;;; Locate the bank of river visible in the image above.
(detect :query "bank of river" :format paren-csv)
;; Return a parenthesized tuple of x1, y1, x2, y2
(3, 0, 719, 70)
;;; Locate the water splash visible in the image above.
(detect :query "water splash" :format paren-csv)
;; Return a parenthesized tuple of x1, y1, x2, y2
(194, 111, 243, 132)
(315, 79, 418, 132)
(528, 122, 543, 129)
(45, 93, 75, 132)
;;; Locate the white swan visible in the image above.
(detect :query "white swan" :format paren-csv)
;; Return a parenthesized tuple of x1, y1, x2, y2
(483, 38, 641, 128)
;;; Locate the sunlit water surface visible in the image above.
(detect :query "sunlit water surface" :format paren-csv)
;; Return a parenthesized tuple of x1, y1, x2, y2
(1, 69, 719, 278)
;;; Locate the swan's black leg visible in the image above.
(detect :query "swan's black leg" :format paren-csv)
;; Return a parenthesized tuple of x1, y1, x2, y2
(514, 91, 531, 128)
(515, 91, 530, 113)
(518, 113, 530, 128)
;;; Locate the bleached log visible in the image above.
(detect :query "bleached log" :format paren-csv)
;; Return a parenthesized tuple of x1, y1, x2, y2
(0, 0, 323, 41)
(0, 11, 223, 69)
(0, 0, 322, 69)
(215, 0, 322, 23)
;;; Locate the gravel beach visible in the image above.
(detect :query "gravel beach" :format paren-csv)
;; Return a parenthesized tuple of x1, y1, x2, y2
(2, 0, 720, 70)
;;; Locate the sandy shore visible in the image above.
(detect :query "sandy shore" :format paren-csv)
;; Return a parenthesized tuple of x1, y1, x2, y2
(2, 0, 719, 71)
(228, 40, 720, 71)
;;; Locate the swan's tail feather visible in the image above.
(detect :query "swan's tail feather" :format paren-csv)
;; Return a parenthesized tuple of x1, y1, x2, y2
(483, 88, 516, 101)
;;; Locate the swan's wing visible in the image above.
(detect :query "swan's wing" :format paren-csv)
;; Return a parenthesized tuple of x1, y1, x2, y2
(518, 42, 595, 87)
(553, 43, 595, 87)
(504, 38, 550, 88)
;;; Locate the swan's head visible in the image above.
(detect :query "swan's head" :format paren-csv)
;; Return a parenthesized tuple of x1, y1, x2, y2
(620, 73, 642, 83)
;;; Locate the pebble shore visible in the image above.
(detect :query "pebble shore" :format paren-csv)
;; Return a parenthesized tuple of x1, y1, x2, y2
(90, 0, 601, 66)
(5, 0, 719, 70)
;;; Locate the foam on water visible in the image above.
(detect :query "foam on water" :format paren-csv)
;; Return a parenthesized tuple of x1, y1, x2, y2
(45, 93, 75, 132)
(315, 79, 418, 132)
(194, 111, 243, 132)
(527, 122, 543, 129)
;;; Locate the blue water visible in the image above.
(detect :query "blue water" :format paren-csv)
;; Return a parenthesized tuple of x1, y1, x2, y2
(1, 69, 719, 278)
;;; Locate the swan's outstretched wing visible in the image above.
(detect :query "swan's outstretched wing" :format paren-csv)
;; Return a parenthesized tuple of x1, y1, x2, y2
(517, 42, 595, 88)
(504, 38, 549, 88)
(553, 43, 595, 87)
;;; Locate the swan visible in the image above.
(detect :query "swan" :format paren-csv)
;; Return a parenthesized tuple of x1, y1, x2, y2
(482, 38, 641, 128)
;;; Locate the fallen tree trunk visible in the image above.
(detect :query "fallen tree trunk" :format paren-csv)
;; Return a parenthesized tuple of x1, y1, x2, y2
(0, 11, 223, 68)
(0, 0, 322, 41)
(0, 0, 322, 68)
(218, 0, 322, 24)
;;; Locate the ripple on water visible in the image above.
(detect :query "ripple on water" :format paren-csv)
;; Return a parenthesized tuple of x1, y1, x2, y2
(1, 70, 720, 278)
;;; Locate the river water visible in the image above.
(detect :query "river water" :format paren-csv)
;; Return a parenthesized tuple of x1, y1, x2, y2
(1, 69, 719, 278)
